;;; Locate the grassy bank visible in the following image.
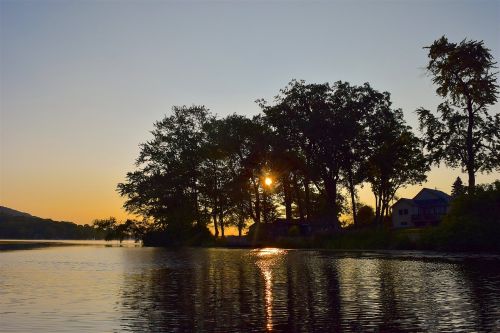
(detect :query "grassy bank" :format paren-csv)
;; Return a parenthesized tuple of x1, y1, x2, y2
(242, 225, 500, 253)
(252, 228, 422, 251)
(142, 224, 500, 253)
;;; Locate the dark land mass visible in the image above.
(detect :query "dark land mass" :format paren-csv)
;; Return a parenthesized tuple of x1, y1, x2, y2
(0, 206, 102, 240)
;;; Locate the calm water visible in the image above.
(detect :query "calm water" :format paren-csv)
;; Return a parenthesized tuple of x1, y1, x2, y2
(1, 242, 500, 332)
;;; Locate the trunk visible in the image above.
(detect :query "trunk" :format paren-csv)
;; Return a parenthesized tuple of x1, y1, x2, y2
(283, 174, 292, 221)
(381, 198, 390, 226)
(238, 216, 244, 237)
(293, 175, 305, 222)
(253, 180, 261, 224)
(323, 176, 339, 226)
(375, 180, 387, 227)
(374, 192, 382, 226)
(213, 212, 219, 238)
(379, 200, 386, 227)
(218, 207, 225, 237)
(262, 191, 268, 223)
(468, 168, 475, 193)
(466, 99, 476, 193)
(304, 177, 311, 220)
(193, 187, 199, 224)
(304, 155, 312, 220)
(379, 184, 391, 226)
(348, 169, 357, 226)
(247, 191, 257, 223)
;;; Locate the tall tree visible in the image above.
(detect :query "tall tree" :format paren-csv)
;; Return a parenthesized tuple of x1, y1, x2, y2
(336, 83, 382, 226)
(366, 98, 429, 225)
(222, 115, 272, 225)
(261, 80, 343, 224)
(417, 36, 499, 193)
(117, 105, 210, 238)
(198, 116, 229, 237)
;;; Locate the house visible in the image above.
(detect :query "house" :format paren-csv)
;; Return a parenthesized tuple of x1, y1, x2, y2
(392, 188, 452, 228)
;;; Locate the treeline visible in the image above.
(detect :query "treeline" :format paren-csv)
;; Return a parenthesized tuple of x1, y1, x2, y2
(0, 214, 101, 240)
(92, 217, 147, 242)
(118, 36, 499, 245)
(117, 82, 429, 240)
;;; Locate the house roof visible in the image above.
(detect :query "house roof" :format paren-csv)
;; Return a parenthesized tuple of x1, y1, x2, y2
(392, 188, 451, 208)
(418, 188, 452, 201)
(414, 199, 448, 207)
(392, 198, 416, 207)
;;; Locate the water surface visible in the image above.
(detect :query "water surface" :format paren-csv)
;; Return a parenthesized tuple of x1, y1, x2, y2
(1, 242, 500, 332)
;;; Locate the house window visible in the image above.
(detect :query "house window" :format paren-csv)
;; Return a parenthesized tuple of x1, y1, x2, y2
(401, 221, 408, 226)
(404, 209, 408, 215)
(399, 209, 403, 215)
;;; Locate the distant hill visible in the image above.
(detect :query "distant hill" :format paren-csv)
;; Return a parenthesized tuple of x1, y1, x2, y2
(0, 206, 33, 218)
(0, 206, 103, 240)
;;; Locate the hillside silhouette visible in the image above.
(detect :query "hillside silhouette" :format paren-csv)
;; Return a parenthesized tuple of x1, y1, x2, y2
(0, 206, 101, 240)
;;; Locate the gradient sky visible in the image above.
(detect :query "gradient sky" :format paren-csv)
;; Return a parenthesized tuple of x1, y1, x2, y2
(1, 0, 499, 225)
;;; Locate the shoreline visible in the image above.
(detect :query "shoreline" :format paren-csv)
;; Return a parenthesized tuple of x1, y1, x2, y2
(3, 238, 500, 257)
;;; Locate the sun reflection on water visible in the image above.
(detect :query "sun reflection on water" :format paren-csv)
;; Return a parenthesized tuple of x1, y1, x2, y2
(253, 248, 287, 331)
(254, 247, 286, 257)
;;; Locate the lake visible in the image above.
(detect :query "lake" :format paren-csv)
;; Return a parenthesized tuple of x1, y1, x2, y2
(1, 241, 500, 332)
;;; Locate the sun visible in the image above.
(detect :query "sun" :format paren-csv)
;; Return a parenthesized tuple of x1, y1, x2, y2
(264, 177, 273, 186)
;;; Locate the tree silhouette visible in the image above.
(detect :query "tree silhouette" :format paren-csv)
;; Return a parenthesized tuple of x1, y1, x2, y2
(117, 105, 211, 239)
(366, 100, 429, 225)
(417, 36, 499, 193)
(451, 176, 466, 197)
(118, 80, 432, 241)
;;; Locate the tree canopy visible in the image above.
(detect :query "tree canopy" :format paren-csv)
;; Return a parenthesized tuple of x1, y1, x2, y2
(417, 36, 499, 192)
(118, 79, 430, 239)
(118, 36, 497, 238)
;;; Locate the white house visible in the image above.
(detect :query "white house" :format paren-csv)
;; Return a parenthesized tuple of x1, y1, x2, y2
(392, 188, 452, 228)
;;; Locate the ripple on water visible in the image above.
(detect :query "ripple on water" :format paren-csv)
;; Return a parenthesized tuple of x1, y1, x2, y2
(1, 245, 500, 332)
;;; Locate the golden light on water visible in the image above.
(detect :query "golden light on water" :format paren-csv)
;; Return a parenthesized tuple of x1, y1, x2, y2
(255, 247, 284, 257)
(254, 248, 287, 331)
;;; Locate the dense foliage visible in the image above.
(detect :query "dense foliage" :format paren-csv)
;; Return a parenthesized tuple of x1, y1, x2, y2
(92, 217, 153, 243)
(417, 36, 499, 192)
(117, 36, 497, 246)
(118, 81, 428, 242)
(422, 181, 500, 252)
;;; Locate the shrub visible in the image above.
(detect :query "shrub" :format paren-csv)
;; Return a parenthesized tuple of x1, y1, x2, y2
(423, 181, 500, 252)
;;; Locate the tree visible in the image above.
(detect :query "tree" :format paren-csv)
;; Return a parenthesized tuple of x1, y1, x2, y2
(356, 205, 375, 226)
(198, 114, 274, 236)
(262, 80, 353, 226)
(366, 101, 429, 225)
(261, 97, 309, 221)
(451, 176, 466, 197)
(218, 114, 273, 227)
(92, 217, 118, 241)
(337, 83, 384, 226)
(124, 219, 150, 241)
(431, 180, 500, 251)
(417, 36, 499, 193)
(226, 207, 250, 237)
(117, 105, 211, 239)
(198, 116, 231, 237)
(114, 220, 134, 243)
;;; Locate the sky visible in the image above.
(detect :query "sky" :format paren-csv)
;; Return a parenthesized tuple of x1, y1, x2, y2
(1, 0, 499, 226)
